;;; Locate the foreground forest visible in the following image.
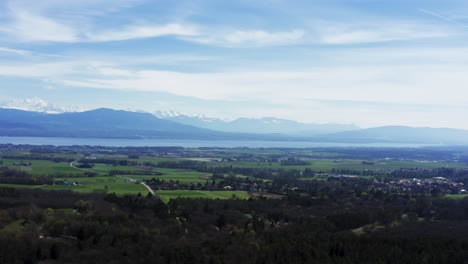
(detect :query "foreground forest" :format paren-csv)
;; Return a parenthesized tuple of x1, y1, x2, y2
(1, 145, 468, 263)
(2, 187, 468, 263)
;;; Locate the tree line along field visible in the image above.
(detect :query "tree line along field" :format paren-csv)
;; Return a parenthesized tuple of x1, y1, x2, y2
(199, 158, 468, 171)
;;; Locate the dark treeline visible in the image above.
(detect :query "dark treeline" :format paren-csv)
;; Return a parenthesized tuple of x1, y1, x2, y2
(1, 154, 74, 163)
(0, 167, 53, 185)
(0, 166, 97, 181)
(1, 187, 468, 263)
(79, 158, 139, 166)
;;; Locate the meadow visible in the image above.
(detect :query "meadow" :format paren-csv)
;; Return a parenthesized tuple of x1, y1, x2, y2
(155, 190, 250, 203)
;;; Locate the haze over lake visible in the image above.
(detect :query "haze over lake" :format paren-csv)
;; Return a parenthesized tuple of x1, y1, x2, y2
(0, 136, 434, 148)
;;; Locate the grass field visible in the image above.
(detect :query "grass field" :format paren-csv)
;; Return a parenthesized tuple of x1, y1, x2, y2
(0, 219, 25, 235)
(155, 190, 250, 203)
(121, 168, 214, 184)
(445, 194, 468, 200)
(2, 159, 82, 175)
(38, 176, 147, 195)
(0, 183, 44, 189)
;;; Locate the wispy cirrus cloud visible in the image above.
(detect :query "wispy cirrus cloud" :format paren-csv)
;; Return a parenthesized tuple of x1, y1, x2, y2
(84, 23, 200, 42)
(0, 0, 456, 46)
(0, 0, 193, 43)
(0, 0, 305, 46)
(185, 29, 306, 47)
(0, 9, 78, 42)
(0, 46, 32, 56)
(315, 20, 454, 45)
(419, 9, 468, 27)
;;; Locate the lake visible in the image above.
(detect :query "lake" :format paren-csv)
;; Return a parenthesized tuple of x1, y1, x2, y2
(0, 136, 433, 148)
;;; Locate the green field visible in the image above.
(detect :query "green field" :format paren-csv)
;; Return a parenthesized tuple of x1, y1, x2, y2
(2, 159, 82, 175)
(0, 183, 44, 189)
(155, 190, 250, 203)
(0, 219, 25, 235)
(42, 176, 148, 195)
(445, 194, 468, 200)
(122, 168, 213, 184)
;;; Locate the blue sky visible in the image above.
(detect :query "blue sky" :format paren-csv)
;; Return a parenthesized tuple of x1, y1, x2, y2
(1, 0, 468, 128)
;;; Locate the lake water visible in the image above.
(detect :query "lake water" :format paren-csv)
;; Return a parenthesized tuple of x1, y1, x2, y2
(0, 136, 433, 148)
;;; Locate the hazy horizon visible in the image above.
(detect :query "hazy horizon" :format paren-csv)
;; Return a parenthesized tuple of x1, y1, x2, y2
(1, 0, 468, 129)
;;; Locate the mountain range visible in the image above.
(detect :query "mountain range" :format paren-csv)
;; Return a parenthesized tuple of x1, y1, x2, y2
(154, 111, 359, 136)
(0, 108, 299, 141)
(1, 97, 84, 114)
(1, 107, 468, 145)
(1, 98, 358, 136)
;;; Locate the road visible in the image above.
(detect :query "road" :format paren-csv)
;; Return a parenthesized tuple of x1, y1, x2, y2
(69, 160, 85, 170)
(117, 176, 155, 195)
(140, 182, 155, 195)
(70, 162, 156, 196)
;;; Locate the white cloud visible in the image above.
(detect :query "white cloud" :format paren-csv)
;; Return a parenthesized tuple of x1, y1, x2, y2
(0, 46, 31, 56)
(0, 61, 88, 77)
(2, 9, 78, 42)
(2, 44, 468, 108)
(85, 23, 199, 42)
(0, 0, 456, 46)
(1, 0, 194, 43)
(186, 29, 305, 47)
(226, 29, 304, 44)
(51, 64, 468, 108)
(316, 21, 453, 44)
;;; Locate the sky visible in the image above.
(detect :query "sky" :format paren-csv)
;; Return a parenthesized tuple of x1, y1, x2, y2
(1, 0, 468, 128)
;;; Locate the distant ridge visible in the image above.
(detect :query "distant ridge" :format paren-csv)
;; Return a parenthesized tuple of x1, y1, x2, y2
(154, 111, 359, 136)
(2, 108, 468, 145)
(317, 126, 468, 145)
(0, 108, 287, 140)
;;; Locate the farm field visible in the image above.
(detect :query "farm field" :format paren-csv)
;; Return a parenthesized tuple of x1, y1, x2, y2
(155, 190, 250, 203)
(2, 159, 82, 175)
(0, 176, 148, 195)
(0, 183, 43, 189)
(43, 176, 148, 195)
(445, 194, 468, 199)
(123, 168, 213, 184)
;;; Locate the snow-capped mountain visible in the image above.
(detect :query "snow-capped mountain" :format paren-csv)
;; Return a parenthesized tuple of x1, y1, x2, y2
(0, 101, 359, 136)
(154, 111, 360, 136)
(153, 110, 184, 118)
(1, 97, 84, 114)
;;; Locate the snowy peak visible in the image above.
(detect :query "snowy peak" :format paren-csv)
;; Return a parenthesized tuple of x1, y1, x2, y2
(1, 97, 84, 114)
(153, 110, 184, 118)
(154, 110, 359, 136)
(153, 110, 227, 123)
